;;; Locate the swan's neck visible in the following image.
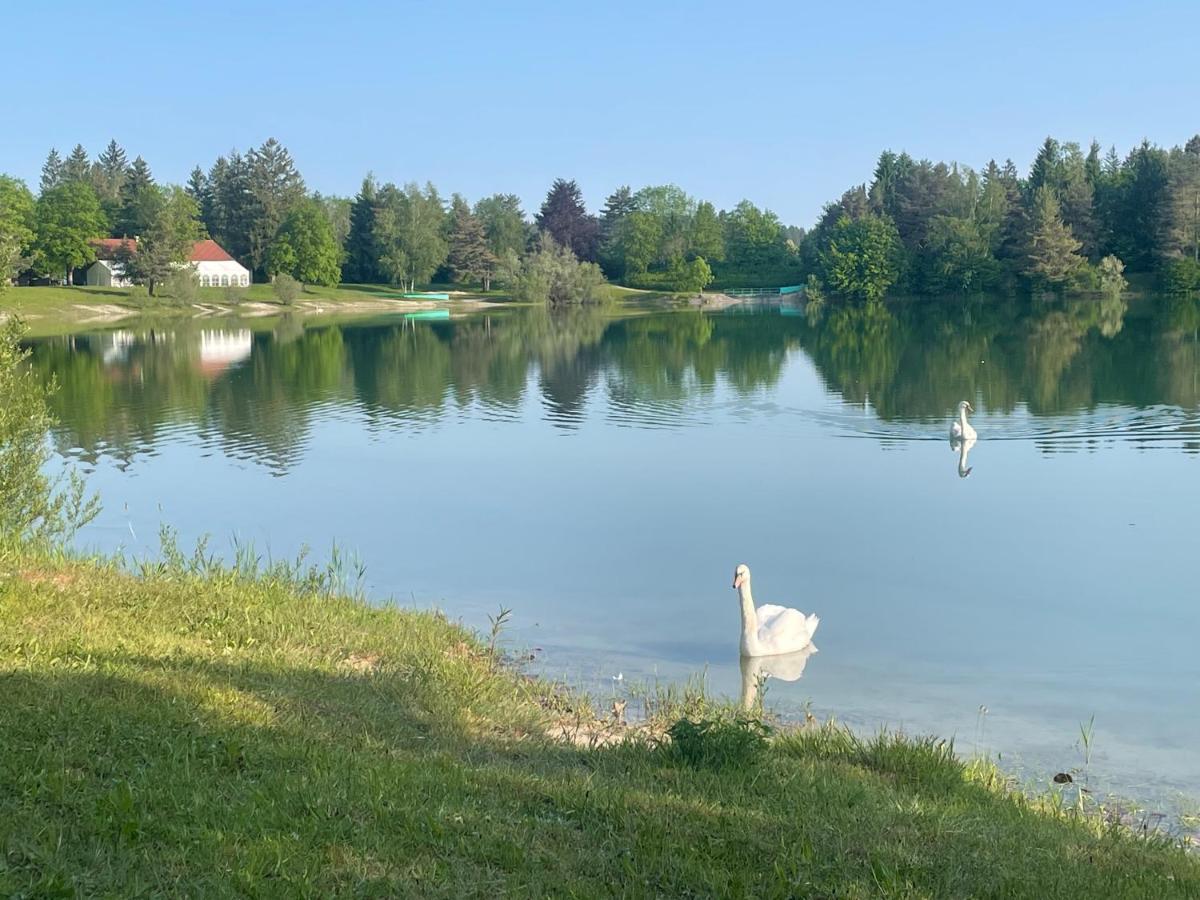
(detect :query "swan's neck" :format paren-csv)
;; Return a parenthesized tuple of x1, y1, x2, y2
(738, 583, 759, 655)
(959, 408, 970, 429)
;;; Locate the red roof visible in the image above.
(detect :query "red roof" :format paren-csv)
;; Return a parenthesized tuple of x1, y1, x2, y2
(90, 238, 137, 258)
(189, 240, 236, 263)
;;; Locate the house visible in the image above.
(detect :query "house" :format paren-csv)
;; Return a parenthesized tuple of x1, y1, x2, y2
(83, 238, 251, 288)
(190, 240, 251, 287)
(85, 238, 137, 287)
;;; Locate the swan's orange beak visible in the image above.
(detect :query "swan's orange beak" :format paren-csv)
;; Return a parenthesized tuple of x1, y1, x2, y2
(733, 574, 745, 590)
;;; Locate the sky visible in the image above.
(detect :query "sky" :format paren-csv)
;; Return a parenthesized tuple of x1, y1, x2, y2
(4, 0, 1198, 228)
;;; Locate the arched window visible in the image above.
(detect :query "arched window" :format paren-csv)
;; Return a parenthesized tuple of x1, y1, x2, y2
(200, 275, 209, 287)
(240, 274, 249, 286)
(221, 274, 230, 286)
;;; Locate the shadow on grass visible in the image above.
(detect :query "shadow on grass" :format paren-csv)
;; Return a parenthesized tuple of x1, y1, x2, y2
(2, 644, 1197, 898)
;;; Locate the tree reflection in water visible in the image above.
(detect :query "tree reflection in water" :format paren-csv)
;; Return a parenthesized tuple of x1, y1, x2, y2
(24, 292, 1200, 472)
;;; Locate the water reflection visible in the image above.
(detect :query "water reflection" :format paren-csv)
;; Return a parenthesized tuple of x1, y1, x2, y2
(951, 436, 976, 478)
(23, 292, 1200, 471)
(739, 647, 818, 710)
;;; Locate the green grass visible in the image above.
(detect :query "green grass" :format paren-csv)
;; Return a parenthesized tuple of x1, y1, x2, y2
(1, 548, 1196, 897)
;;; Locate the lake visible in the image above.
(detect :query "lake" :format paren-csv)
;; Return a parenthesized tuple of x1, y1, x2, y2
(27, 293, 1200, 821)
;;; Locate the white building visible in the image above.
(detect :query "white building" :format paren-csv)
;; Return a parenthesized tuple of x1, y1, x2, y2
(84, 238, 251, 288)
(190, 240, 251, 287)
(85, 238, 136, 287)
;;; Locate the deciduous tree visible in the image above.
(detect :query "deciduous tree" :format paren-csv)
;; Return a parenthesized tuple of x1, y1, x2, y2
(265, 200, 342, 286)
(818, 214, 902, 303)
(373, 182, 448, 290)
(474, 193, 528, 260)
(118, 186, 203, 296)
(32, 182, 107, 284)
(0, 176, 36, 290)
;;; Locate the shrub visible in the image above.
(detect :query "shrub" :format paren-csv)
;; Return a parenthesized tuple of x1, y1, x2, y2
(666, 715, 771, 769)
(273, 273, 301, 306)
(1162, 258, 1200, 293)
(1098, 255, 1127, 295)
(0, 318, 97, 545)
(509, 235, 606, 306)
(163, 269, 200, 305)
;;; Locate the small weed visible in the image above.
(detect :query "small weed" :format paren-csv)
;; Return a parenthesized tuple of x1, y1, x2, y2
(487, 605, 513, 660)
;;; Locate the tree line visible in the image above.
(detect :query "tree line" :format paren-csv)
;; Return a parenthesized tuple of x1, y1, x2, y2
(3, 133, 1200, 302)
(0, 140, 805, 300)
(799, 135, 1200, 303)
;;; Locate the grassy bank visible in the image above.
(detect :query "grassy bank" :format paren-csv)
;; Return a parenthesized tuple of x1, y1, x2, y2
(0, 549, 1196, 897)
(1, 283, 679, 337)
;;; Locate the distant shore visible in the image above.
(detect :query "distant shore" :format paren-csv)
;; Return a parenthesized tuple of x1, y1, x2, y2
(0, 283, 695, 336)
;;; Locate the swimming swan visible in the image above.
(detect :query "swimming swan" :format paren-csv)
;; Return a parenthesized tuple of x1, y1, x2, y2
(950, 400, 977, 441)
(733, 564, 819, 657)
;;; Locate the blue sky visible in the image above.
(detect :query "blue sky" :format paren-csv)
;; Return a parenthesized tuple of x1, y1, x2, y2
(4, 1, 1197, 227)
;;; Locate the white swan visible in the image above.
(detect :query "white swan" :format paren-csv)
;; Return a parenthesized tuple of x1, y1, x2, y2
(950, 400, 977, 441)
(951, 434, 976, 478)
(739, 647, 817, 710)
(733, 564, 819, 657)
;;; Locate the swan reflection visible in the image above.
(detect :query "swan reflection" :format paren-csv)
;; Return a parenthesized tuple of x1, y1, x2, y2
(951, 435, 976, 478)
(739, 645, 817, 710)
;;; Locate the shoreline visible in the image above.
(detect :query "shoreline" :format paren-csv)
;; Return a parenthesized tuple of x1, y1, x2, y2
(0, 284, 513, 336)
(1, 283, 694, 337)
(1, 544, 1197, 895)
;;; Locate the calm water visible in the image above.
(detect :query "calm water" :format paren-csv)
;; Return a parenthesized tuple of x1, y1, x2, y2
(27, 294, 1200, 817)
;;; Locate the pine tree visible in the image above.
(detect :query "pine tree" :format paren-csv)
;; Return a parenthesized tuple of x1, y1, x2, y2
(206, 152, 253, 265)
(1024, 186, 1083, 285)
(1167, 146, 1200, 262)
(95, 140, 128, 199)
(446, 197, 495, 290)
(689, 200, 725, 262)
(116, 156, 158, 237)
(1110, 141, 1171, 270)
(40, 149, 64, 194)
(1028, 137, 1060, 195)
(1103, 146, 1122, 178)
(1085, 141, 1102, 186)
(343, 174, 380, 283)
(246, 138, 306, 276)
(598, 186, 635, 279)
(185, 167, 210, 223)
(535, 179, 598, 261)
(63, 145, 91, 184)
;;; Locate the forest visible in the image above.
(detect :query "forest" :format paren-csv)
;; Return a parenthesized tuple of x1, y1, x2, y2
(3, 134, 1200, 302)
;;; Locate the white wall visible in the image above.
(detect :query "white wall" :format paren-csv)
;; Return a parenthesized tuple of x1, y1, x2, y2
(195, 261, 251, 287)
